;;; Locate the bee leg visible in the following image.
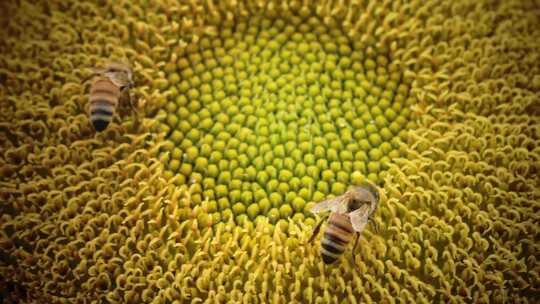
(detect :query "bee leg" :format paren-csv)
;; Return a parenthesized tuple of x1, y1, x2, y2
(119, 86, 137, 113)
(307, 215, 328, 243)
(127, 90, 139, 114)
(351, 232, 361, 270)
(80, 72, 99, 84)
(369, 218, 381, 234)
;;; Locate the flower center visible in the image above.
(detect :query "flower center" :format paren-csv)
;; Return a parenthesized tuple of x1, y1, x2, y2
(157, 14, 412, 228)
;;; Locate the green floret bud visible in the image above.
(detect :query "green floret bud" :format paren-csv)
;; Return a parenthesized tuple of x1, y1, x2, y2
(166, 114, 179, 127)
(284, 192, 296, 204)
(292, 197, 306, 212)
(254, 188, 267, 202)
(354, 129, 366, 140)
(398, 130, 409, 141)
(230, 179, 242, 190)
(336, 171, 349, 183)
(203, 178, 215, 189)
(171, 147, 182, 160)
(179, 163, 192, 177)
(331, 182, 346, 195)
(374, 115, 388, 128)
(232, 168, 244, 179)
(279, 204, 293, 219)
(389, 149, 400, 158)
(236, 154, 249, 168)
(209, 151, 222, 164)
(207, 164, 219, 178)
(277, 169, 293, 182)
(367, 161, 380, 173)
(278, 183, 290, 194)
(384, 108, 397, 120)
(269, 192, 282, 207)
(300, 176, 314, 189)
(351, 171, 366, 185)
(367, 173, 379, 183)
(267, 178, 280, 192)
(316, 181, 329, 193)
(274, 144, 286, 158)
(389, 121, 401, 134)
(368, 134, 383, 146)
(185, 146, 198, 162)
(359, 139, 371, 150)
(232, 202, 246, 216)
(369, 148, 383, 161)
(312, 191, 326, 202)
(259, 198, 271, 213)
(246, 203, 260, 220)
(217, 160, 228, 171)
(364, 59, 376, 70)
(316, 159, 328, 170)
(380, 142, 393, 154)
(314, 146, 325, 159)
(365, 95, 377, 106)
(380, 127, 394, 141)
(268, 208, 280, 224)
(303, 153, 316, 166)
(283, 157, 296, 171)
(371, 106, 383, 117)
(169, 160, 180, 172)
(339, 150, 353, 161)
(241, 191, 253, 205)
(353, 161, 366, 173)
(245, 166, 257, 181)
(306, 165, 320, 179)
(326, 148, 339, 161)
(329, 161, 341, 172)
(236, 214, 248, 225)
(221, 207, 232, 220)
(194, 157, 208, 171)
(272, 159, 284, 170)
(215, 185, 228, 198)
(304, 201, 316, 215)
(217, 171, 232, 184)
(204, 199, 218, 213)
(365, 124, 378, 135)
(197, 213, 212, 227)
(298, 188, 311, 201)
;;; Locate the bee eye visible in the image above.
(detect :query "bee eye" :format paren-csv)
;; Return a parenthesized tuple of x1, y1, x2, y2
(348, 199, 361, 212)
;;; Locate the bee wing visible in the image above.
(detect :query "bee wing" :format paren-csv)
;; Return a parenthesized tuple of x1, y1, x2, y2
(348, 204, 371, 233)
(351, 185, 379, 205)
(309, 196, 347, 214)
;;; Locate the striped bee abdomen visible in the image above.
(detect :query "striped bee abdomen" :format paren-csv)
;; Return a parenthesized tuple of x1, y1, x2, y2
(89, 78, 120, 132)
(321, 213, 354, 264)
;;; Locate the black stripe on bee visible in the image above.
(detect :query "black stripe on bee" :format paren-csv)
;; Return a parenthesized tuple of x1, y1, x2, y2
(323, 231, 348, 246)
(91, 88, 117, 95)
(321, 241, 343, 255)
(322, 254, 338, 264)
(90, 108, 113, 116)
(331, 220, 354, 234)
(91, 119, 110, 132)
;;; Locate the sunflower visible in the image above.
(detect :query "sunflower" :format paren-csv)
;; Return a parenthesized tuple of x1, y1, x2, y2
(0, 0, 539, 303)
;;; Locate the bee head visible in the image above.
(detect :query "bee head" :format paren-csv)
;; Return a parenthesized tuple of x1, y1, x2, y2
(347, 198, 363, 213)
(361, 182, 380, 203)
(347, 182, 380, 212)
(104, 62, 133, 88)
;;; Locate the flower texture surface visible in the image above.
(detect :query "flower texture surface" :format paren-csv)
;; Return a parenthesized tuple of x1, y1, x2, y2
(0, 0, 539, 303)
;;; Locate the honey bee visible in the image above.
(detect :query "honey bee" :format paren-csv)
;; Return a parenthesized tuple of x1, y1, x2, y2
(308, 181, 381, 265)
(83, 62, 135, 132)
